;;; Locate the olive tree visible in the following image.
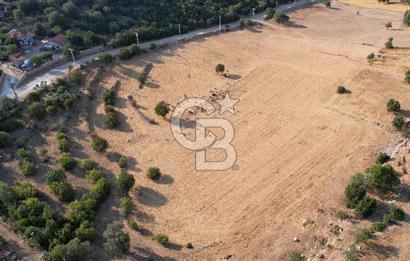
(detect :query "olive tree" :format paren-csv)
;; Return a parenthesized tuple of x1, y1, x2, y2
(103, 222, 130, 257)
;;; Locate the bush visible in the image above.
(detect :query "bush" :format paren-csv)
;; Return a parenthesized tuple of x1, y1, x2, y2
(128, 219, 141, 231)
(385, 37, 394, 49)
(337, 86, 347, 94)
(153, 234, 169, 246)
(387, 205, 405, 221)
(19, 159, 37, 176)
(154, 101, 170, 118)
(273, 11, 289, 24)
(392, 116, 406, 131)
(119, 196, 133, 216)
(104, 111, 120, 129)
(264, 7, 275, 20)
(367, 52, 375, 61)
(80, 159, 98, 171)
(16, 148, 30, 160)
(354, 228, 372, 243)
(118, 157, 127, 169)
(69, 70, 84, 85)
(59, 153, 76, 171)
(0, 131, 13, 148)
(57, 132, 69, 152)
(336, 210, 349, 220)
(46, 169, 66, 184)
(146, 167, 161, 181)
(324, 0, 331, 8)
(69, 198, 97, 223)
(215, 64, 225, 74)
(86, 168, 104, 183)
(150, 43, 157, 50)
(403, 10, 410, 26)
(290, 252, 304, 261)
(137, 73, 146, 86)
(101, 89, 116, 106)
(48, 238, 91, 261)
(376, 152, 390, 164)
(100, 53, 114, 64)
(371, 221, 387, 232)
(13, 182, 38, 200)
(345, 173, 367, 208)
(186, 242, 193, 249)
(28, 102, 46, 119)
(387, 99, 400, 113)
(49, 181, 75, 202)
(90, 178, 111, 203)
(355, 197, 376, 218)
(103, 222, 130, 257)
(91, 135, 108, 153)
(367, 164, 400, 195)
(129, 44, 141, 56)
(117, 171, 135, 193)
(118, 48, 131, 60)
(343, 245, 360, 261)
(0, 118, 23, 132)
(75, 220, 96, 242)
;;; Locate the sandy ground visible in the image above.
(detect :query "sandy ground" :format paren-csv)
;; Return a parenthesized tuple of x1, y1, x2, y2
(1, 2, 410, 260)
(340, 0, 410, 13)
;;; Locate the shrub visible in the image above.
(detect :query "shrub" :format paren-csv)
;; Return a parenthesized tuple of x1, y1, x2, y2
(19, 159, 37, 176)
(186, 242, 193, 249)
(50, 181, 75, 202)
(119, 196, 133, 216)
(57, 132, 69, 152)
(13, 182, 38, 200)
(128, 219, 141, 231)
(290, 252, 304, 261)
(403, 10, 410, 26)
(324, 0, 331, 8)
(69, 198, 97, 223)
(215, 64, 225, 74)
(264, 7, 275, 20)
(59, 153, 76, 171)
(336, 210, 349, 220)
(28, 102, 46, 119)
(103, 222, 130, 257)
(90, 178, 111, 203)
(91, 135, 108, 153)
(100, 53, 114, 64)
(146, 167, 161, 181)
(48, 238, 91, 261)
(16, 148, 30, 160)
(385, 37, 394, 49)
(153, 234, 169, 246)
(118, 157, 127, 168)
(367, 52, 375, 61)
(273, 11, 289, 24)
(354, 228, 372, 243)
(0, 118, 23, 132)
(80, 159, 98, 171)
(149, 43, 157, 50)
(75, 220, 96, 242)
(387, 99, 400, 113)
(46, 169, 66, 185)
(137, 73, 146, 86)
(101, 89, 116, 105)
(129, 44, 141, 56)
(343, 245, 360, 261)
(69, 70, 84, 85)
(355, 197, 376, 218)
(385, 22, 392, 30)
(118, 48, 131, 60)
(337, 86, 347, 94)
(371, 221, 387, 232)
(392, 116, 406, 131)
(367, 164, 400, 195)
(154, 101, 170, 118)
(86, 168, 104, 183)
(387, 205, 405, 221)
(345, 173, 367, 208)
(104, 111, 120, 129)
(0, 131, 13, 148)
(376, 152, 390, 164)
(117, 171, 135, 193)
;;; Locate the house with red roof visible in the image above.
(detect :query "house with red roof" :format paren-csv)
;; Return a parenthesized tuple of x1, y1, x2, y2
(6, 29, 34, 48)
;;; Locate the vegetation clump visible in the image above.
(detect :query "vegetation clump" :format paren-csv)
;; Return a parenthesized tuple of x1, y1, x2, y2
(155, 101, 170, 118)
(147, 167, 162, 181)
(59, 153, 76, 171)
(103, 222, 130, 258)
(117, 171, 135, 193)
(386, 99, 400, 113)
(91, 135, 108, 153)
(273, 11, 289, 24)
(154, 234, 169, 246)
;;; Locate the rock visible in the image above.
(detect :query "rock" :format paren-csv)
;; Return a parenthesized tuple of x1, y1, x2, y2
(316, 253, 325, 259)
(293, 237, 300, 242)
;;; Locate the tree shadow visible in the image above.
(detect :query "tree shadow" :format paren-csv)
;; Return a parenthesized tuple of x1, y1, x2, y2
(286, 21, 307, 29)
(169, 116, 196, 129)
(227, 74, 241, 80)
(135, 208, 156, 223)
(394, 184, 410, 203)
(367, 242, 399, 259)
(130, 247, 177, 261)
(156, 175, 174, 185)
(137, 186, 168, 208)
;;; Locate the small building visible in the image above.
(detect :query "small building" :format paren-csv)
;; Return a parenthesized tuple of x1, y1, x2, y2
(6, 29, 34, 48)
(41, 34, 68, 52)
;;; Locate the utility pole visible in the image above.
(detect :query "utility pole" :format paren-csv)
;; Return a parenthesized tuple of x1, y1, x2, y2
(68, 48, 76, 67)
(178, 24, 181, 35)
(219, 15, 222, 31)
(135, 32, 140, 46)
(252, 8, 256, 16)
(8, 76, 19, 101)
(276, 1, 279, 9)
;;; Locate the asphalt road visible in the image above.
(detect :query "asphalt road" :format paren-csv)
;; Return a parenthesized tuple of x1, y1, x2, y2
(2, 0, 316, 98)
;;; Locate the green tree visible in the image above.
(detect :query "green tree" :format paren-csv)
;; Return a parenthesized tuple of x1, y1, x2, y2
(91, 135, 108, 153)
(80, 159, 98, 171)
(117, 171, 135, 193)
(119, 196, 133, 216)
(69, 198, 97, 223)
(345, 173, 367, 208)
(386, 99, 400, 113)
(118, 48, 131, 60)
(147, 167, 162, 180)
(355, 197, 376, 218)
(49, 181, 75, 202)
(385, 37, 394, 49)
(215, 64, 225, 74)
(59, 153, 76, 171)
(153, 234, 169, 246)
(103, 222, 130, 257)
(86, 168, 103, 183)
(367, 164, 400, 195)
(75, 221, 96, 242)
(403, 10, 410, 26)
(13, 182, 38, 200)
(90, 178, 111, 203)
(154, 101, 170, 118)
(48, 238, 91, 261)
(387, 205, 405, 221)
(273, 11, 289, 24)
(392, 116, 406, 130)
(62, 1, 79, 18)
(0, 131, 13, 148)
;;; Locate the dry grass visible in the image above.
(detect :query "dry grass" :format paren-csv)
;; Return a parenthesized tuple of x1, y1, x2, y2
(341, 0, 410, 13)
